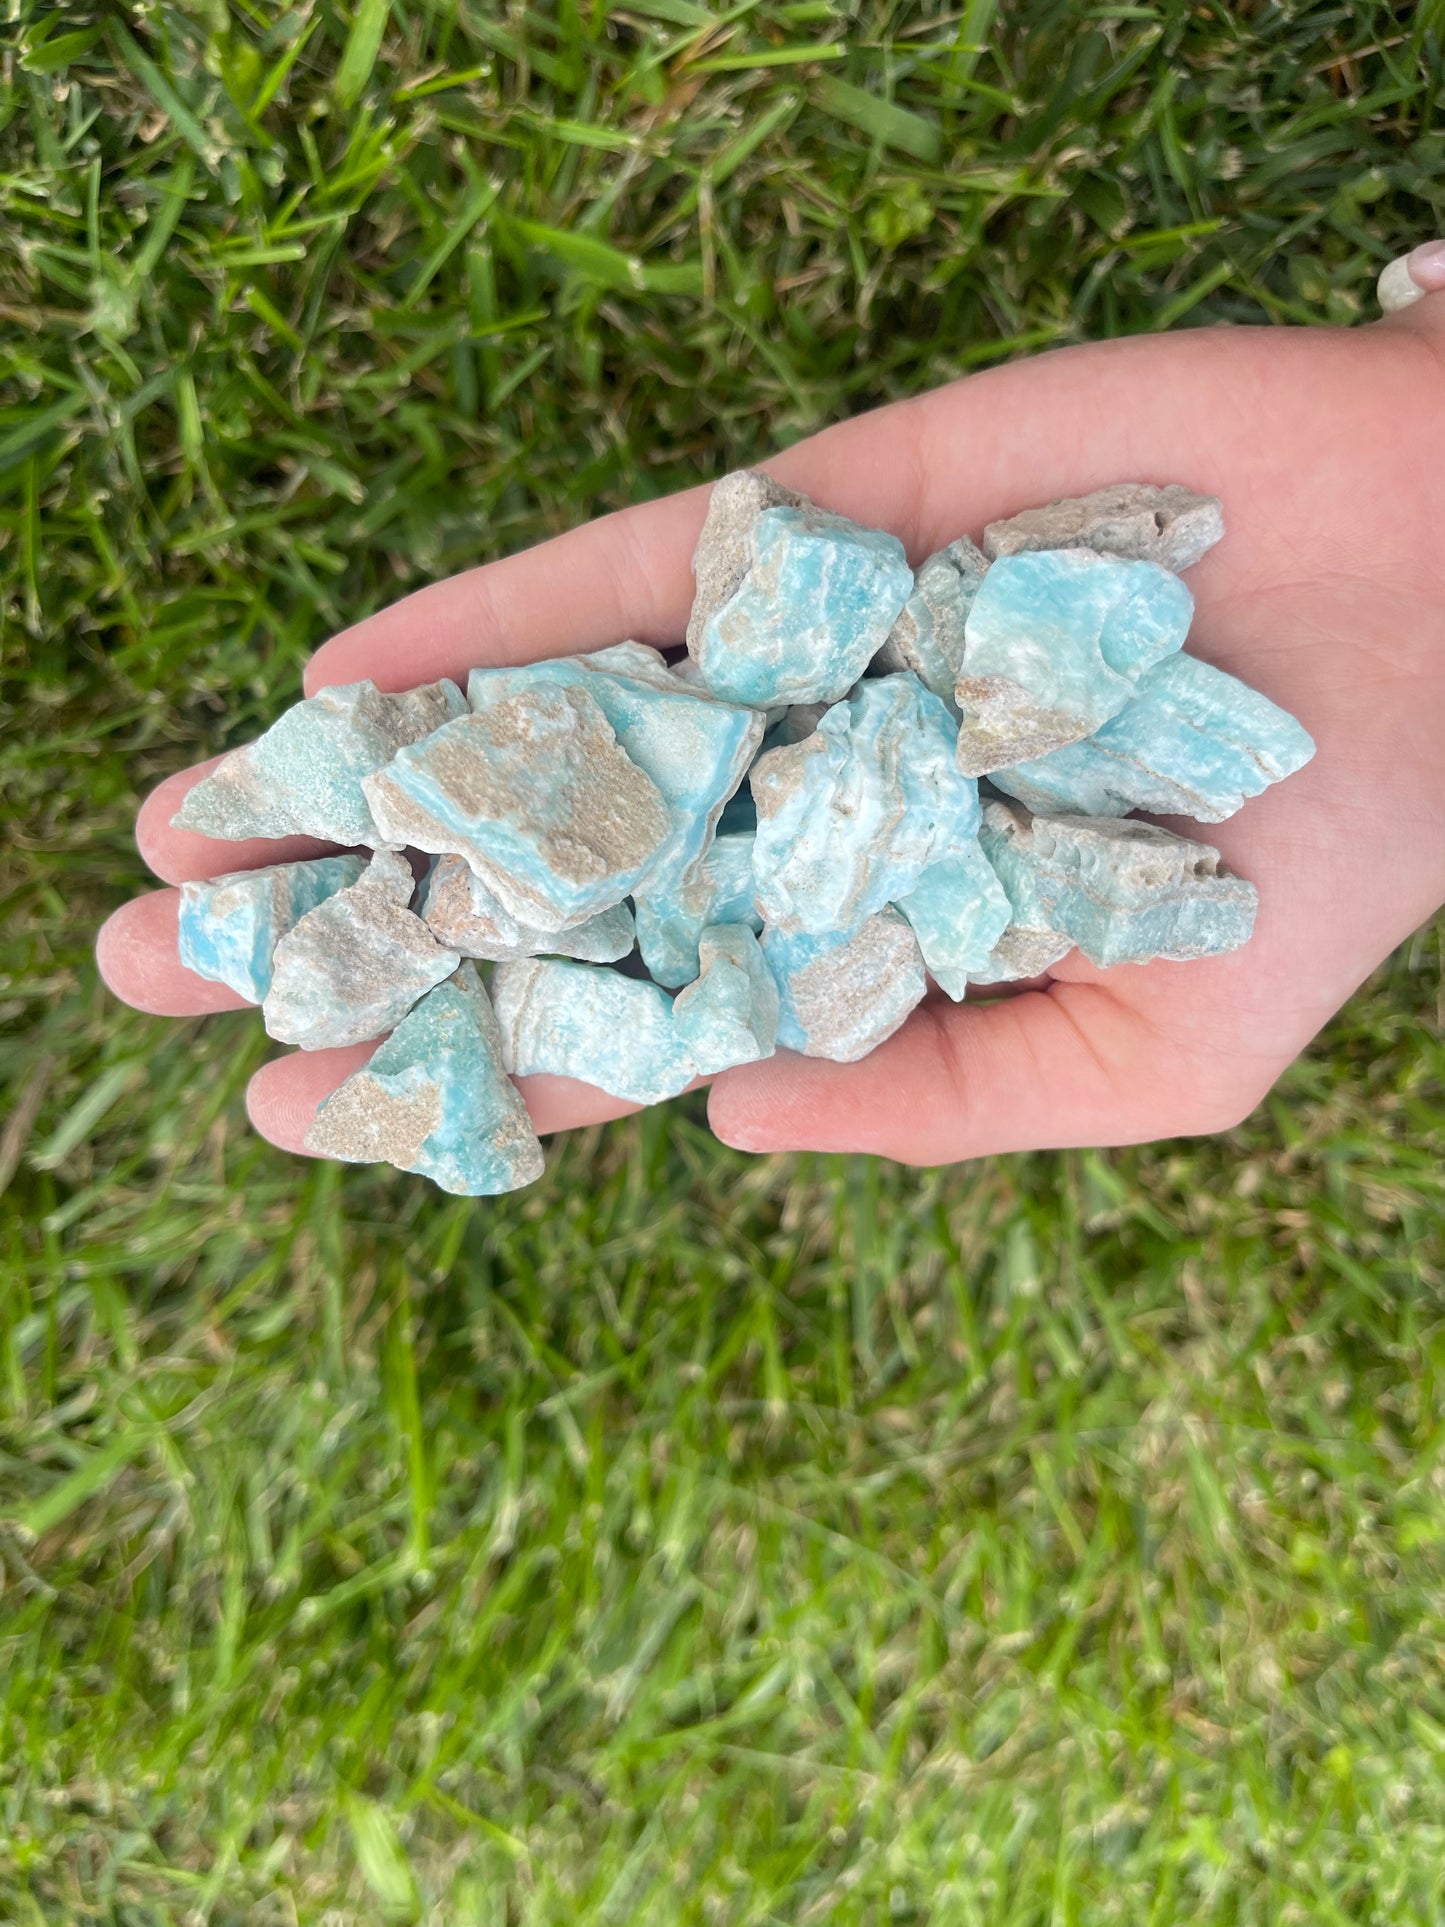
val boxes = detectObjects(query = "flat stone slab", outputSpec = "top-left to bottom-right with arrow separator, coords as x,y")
983,483 -> 1225,573
634,829 -> 761,989
874,536 -> 989,706
417,854 -> 635,963
978,796 -> 1257,969
467,642 -> 763,911
671,924 -> 780,1074
955,550 -> 1193,775
263,849 -> 460,1049
178,854 -> 367,1001
173,679 -> 467,845
687,471 -> 914,707
751,672 -> 981,936
893,841 -> 1014,1000
491,958 -> 698,1104
363,682 -> 671,930
305,964 -> 544,1194
989,650 -> 1315,823
762,909 -> 927,1062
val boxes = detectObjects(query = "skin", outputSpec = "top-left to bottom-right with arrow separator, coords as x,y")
97,297 -> 1445,1165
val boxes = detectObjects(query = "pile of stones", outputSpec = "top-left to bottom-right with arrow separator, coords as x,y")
173,475 -> 1314,1193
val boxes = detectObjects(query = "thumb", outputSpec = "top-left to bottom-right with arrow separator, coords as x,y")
1377,240 -> 1445,330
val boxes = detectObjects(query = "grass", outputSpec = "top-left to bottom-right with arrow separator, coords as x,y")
4,0 -> 1445,1917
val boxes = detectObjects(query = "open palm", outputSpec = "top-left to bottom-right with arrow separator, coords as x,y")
99,305 -> 1445,1165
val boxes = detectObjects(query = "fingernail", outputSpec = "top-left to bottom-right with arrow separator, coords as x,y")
1378,240 -> 1445,312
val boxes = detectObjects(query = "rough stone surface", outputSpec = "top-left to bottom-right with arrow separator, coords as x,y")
634,830 -> 760,989
305,964 -> 544,1194
492,958 -> 698,1104
751,673 -> 981,936
416,854 -> 635,962
263,849 -> 460,1049
874,537 -> 989,704
989,650 -> 1316,822
686,469 -> 808,652
468,646 -> 763,909
893,841 -> 1014,1000
762,909 -> 927,1062
671,924 -> 780,1074
689,497 -> 914,708
363,683 -> 671,929
174,679 -> 467,845
178,854 -> 366,1001
954,550 -> 1193,775
983,483 -> 1225,573
978,796 -> 1257,968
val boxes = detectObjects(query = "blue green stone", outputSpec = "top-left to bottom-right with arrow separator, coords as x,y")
989,651 -> 1315,822
305,964 -> 543,1195
491,958 -> 697,1104
762,910 -> 927,1062
671,924 -> 779,1073
893,841 -> 1013,999
634,830 -> 761,989
178,854 -> 366,1001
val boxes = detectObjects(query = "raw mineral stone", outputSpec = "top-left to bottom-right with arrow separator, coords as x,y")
750,673 -> 981,937
634,829 -> 761,989
686,469 -> 807,652
491,958 -> 698,1104
762,909 -> 927,1062
687,472 -> 914,707
173,679 -> 468,845
893,841 -> 1014,1000
978,796 -> 1257,969
263,849 -> 460,1049
417,854 -> 635,963
988,650 -> 1315,823
671,924 -> 780,1074
467,643 -> 763,910
874,536 -> 989,705
362,682 -> 671,930
178,854 -> 367,1002
305,963 -> 544,1195
983,483 -> 1225,573
954,550 -> 1193,776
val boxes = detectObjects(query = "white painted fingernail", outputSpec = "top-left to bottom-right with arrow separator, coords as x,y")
1378,239 -> 1445,312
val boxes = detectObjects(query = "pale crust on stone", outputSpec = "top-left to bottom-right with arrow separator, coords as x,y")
687,469 -> 809,652
748,732 -> 828,820
953,677 -> 1094,776
305,1075 -> 443,1167
787,912 -> 925,1063
982,484 -> 1224,573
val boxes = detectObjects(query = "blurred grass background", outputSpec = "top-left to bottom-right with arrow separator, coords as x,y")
4,0 -> 1445,1919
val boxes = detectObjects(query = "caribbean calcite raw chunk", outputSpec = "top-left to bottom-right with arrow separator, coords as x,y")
750,673 -> 981,937
173,679 -> 467,845
417,854 -> 635,964
467,643 -> 763,908
671,924 -> 780,1074
874,536 -> 989,706
989,651 -> 1316,823
687,471 -> 914,707
762,909 -> 927,1062
893,841 -> 1014,1000
363,683 -> 671,930
983,483 -> 1225,573
263,850 -> 460,1049
305,964 -> 544,1195
978,797 -> 1257,969
178,854 -> 367,1001
634,830 -> 761,989
954,550 -> 1193,776
491,958 -> 698,1104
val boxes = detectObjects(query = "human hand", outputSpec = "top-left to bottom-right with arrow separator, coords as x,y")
97,292 -> 1445,1165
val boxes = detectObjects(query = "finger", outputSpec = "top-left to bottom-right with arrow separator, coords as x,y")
96,890 -> 252,1017
137,757 -> 342,887
706,967 -> 1283,1164
246,1050 -> 646,1156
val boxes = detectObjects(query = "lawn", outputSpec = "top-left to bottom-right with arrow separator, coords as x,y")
4,0 -> 1445,1919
